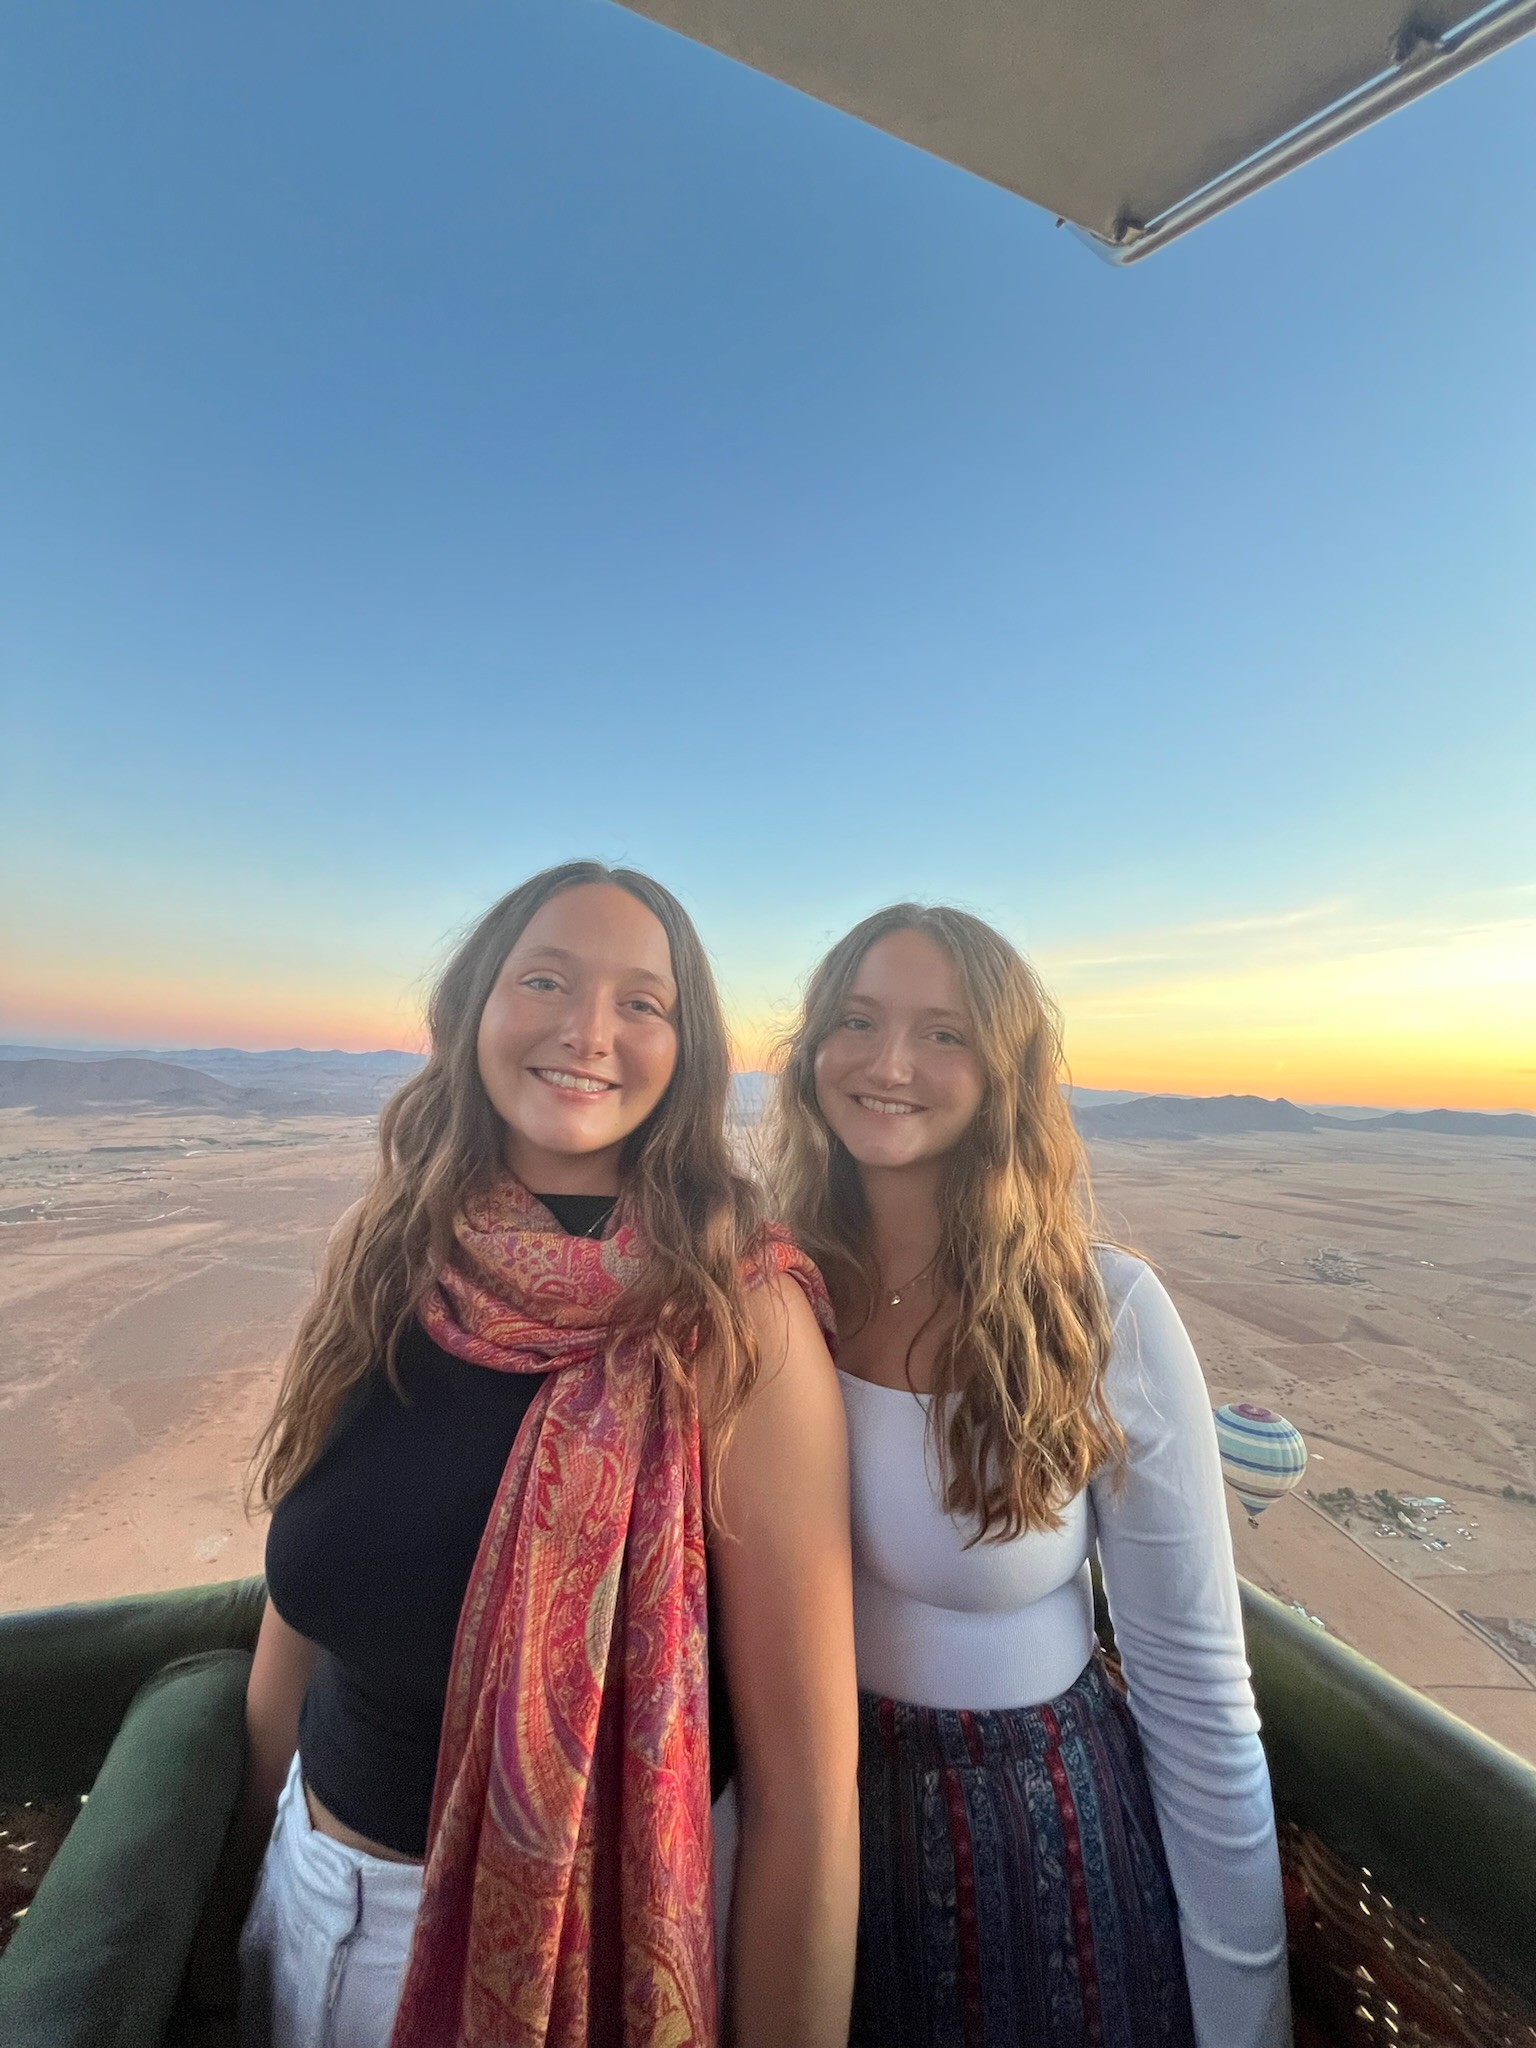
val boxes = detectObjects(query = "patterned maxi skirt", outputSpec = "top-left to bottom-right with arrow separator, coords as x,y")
851,1653 -> 1196,2048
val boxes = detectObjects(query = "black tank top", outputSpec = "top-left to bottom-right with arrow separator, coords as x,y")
264,1193 -> 736,1857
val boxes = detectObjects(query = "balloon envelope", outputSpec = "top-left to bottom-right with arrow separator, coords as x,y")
1214,1402 -> 1307,1518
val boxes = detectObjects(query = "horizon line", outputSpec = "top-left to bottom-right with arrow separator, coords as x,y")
3,1039 -> 1532,1121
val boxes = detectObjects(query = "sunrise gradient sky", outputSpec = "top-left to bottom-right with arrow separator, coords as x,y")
4,5 -> 1534,1108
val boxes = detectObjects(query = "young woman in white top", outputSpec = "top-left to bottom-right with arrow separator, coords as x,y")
766,904 -> 1292,2048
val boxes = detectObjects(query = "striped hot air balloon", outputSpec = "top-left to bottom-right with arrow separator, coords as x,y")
1213,1402 -> 1307,1524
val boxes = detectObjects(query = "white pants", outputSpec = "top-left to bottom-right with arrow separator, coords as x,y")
237,1754 -> 423,2048
238,1753 -> 739,2047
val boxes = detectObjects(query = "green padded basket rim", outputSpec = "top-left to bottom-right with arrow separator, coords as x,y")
1242,1579 -> 1536,2009
0,1576 -> 266,1644
0,1577 -> 267,1804
0,1645 -> 252,2048
4,1575 -> 1534,2008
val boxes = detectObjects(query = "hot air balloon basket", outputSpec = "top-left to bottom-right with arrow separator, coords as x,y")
1280,1820 -> 1536,2048
0,1797 -> 78,1959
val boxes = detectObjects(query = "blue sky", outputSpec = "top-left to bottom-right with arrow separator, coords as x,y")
3,2 -> 1533,1102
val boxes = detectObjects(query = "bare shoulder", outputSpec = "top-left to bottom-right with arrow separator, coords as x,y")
327,1195 -> 366,1250
714,1270 -> 844,1523
742,1267 -> 831,1371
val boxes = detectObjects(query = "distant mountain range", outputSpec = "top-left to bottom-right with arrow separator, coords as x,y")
1321,1107 -> 1536,1138
1069,1092 -> 1536,1141
0,1058 -> 249,1115
0,1046 -> 423,1116
2,1049 -> 1531,1139
1072,1092 -> 1314,1139
727,1074 -> 1532,1140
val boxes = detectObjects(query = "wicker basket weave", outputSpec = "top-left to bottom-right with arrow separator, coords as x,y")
1282,1820 -> 1536,2048
1093,1625 -> 1536,2048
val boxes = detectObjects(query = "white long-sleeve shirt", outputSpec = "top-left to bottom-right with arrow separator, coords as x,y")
837,1247 -> 1292,2048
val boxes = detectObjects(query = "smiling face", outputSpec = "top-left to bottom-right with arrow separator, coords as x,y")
813,927 -> 986,1179
475,882 -> 679,1195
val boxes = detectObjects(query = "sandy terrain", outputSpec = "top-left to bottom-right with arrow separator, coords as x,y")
0,1110 -> 374,1608
1090,1128 -> 1536,1760
1,1110 -> 1532,1763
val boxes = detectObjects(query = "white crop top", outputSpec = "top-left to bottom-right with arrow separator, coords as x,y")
837,1248 -> 1291,2048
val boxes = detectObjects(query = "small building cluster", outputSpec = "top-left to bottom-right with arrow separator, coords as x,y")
1310,1485 -> 1478,1556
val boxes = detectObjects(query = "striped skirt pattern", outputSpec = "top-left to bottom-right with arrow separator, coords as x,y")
851,1654 -> 1195,2048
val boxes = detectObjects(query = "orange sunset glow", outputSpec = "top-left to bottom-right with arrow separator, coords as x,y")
7,897 -> 1532,1114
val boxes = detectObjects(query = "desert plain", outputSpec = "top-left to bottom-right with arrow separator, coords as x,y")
1,1103 -> 1533,1761
0,1110 -> 375,1610
1092,1127 -> 1536,1759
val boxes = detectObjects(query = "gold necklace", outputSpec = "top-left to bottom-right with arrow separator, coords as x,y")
883,1254 -> 937,1308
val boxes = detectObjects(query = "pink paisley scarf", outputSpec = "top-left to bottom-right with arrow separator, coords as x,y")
389,1175 -> 832,2048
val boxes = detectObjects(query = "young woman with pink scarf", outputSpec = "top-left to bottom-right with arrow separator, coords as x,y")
229,861 -> 859,2048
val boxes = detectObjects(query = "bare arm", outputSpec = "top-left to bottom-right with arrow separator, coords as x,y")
710,1274 -> 860,2048
184,1599 -> 318,2004
241,1598 -> 319,1844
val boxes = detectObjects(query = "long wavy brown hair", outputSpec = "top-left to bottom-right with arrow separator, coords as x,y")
766,903 -> 1124,1542
252,860 -> 765,1514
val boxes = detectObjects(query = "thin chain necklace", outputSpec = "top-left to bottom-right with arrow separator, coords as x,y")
540,1193 -> 616,1239
882,1253 -> 937,1308
578,1198 -> 617,1239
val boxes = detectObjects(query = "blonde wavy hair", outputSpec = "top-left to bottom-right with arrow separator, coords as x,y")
252,860 -> 765,1514
766,903 -> 1124,1542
